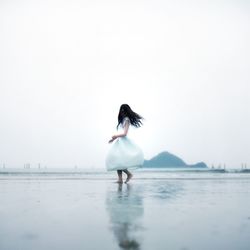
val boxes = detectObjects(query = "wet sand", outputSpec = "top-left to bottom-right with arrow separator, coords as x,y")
0,172 -> 250,250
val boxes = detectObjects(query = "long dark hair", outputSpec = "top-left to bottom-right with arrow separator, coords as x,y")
117,104 -> 143,129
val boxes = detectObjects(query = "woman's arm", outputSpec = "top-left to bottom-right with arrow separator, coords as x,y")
108,120 -> 129,143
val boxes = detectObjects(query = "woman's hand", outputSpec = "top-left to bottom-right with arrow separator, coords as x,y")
108,139 -> 114,143
108,120 -> 129,143
108,135 -> 117,143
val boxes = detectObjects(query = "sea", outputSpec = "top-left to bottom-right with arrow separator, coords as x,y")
0,167 -> 250,250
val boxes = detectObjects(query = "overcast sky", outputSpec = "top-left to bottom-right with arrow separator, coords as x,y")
0,0 -> 249,168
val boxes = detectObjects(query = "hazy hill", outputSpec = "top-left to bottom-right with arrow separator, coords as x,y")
143,151 -> 207,168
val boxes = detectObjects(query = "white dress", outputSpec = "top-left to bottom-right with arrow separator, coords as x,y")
106,117 -> 144,171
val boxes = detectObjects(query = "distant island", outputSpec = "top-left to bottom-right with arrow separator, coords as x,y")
143,151 -> 207,168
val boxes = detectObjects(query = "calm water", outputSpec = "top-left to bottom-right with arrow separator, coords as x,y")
0,168 -> 250,250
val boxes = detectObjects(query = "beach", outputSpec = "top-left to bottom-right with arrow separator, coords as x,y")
0,169 -> 250,250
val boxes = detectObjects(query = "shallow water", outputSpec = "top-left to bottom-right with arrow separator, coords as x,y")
0,169 -> 250,250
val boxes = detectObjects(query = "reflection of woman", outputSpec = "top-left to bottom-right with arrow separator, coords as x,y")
106,184 -> 144,250
106,104 -> 144,183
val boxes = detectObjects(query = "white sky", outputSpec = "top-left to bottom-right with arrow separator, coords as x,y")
0,0 -> 249,168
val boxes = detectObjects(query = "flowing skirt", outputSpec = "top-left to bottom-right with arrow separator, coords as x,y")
106,137 -> 144,171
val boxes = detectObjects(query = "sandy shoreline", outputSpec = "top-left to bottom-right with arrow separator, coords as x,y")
0,173 -> 250,250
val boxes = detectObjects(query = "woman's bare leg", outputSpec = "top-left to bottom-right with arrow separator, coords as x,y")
116,170 -> 123,183
123,169 -> 133,183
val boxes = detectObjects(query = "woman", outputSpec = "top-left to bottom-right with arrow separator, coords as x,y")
106,104 -> 144,183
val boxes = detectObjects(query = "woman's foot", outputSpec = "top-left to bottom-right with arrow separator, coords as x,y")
125,173 -> 133,183
116,179 -> 123,184
116,170 -> 123,183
